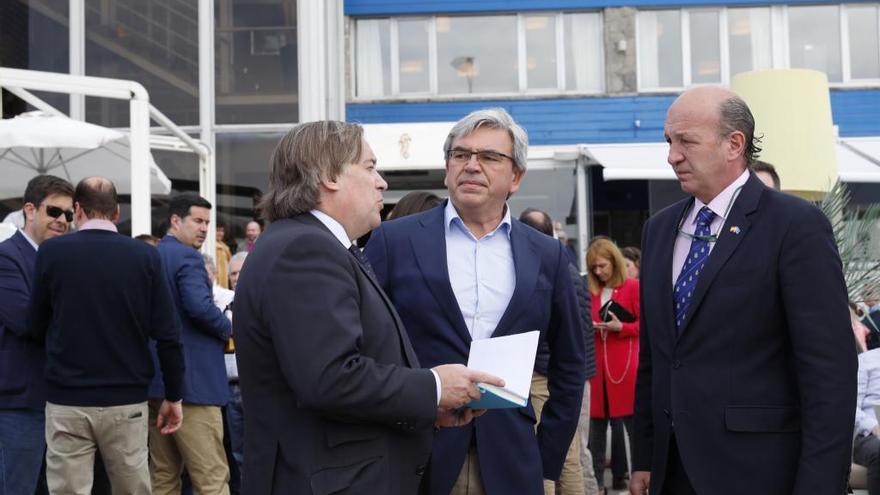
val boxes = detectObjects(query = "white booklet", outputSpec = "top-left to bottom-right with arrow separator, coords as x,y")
466,331 -> 540,409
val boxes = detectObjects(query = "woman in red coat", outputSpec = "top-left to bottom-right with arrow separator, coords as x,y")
586,238 -> 640,492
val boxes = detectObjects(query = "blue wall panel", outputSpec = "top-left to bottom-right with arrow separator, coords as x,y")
346,89 -> 880,145
345,0 -> 855,16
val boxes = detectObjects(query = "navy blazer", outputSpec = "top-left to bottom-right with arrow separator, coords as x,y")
0,231 -> 45,410
365,204 -> 586,495
632,173 -> 857,495
149,235 -> 231,406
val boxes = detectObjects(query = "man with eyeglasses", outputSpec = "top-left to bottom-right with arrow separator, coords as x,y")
0,174 -> 73,495
365,108 -> 586,495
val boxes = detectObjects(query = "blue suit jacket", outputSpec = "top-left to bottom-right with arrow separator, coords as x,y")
0,231 -> 45,410
365,204 -> 586,495
149,235 -> 231,406
632,173 -> 857,495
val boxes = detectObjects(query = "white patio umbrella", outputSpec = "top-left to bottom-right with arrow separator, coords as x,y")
0,111 -> 171,199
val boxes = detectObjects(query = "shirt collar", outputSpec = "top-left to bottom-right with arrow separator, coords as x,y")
691,168 -> 750,225
78,219 -> 118,233
310,209 -> 353,249
444,200 -> 512,240
19,229 -> 38,251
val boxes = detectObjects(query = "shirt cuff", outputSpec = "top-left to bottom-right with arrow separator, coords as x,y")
430,369 -> 442,406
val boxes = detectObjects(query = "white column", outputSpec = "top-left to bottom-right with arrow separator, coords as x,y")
298,0 -> 328,122
199,0 -> 217,256
324,0 -> 346,121
575,156 -> 592,273
69,0 -> 85,120
129,97 -> 151,236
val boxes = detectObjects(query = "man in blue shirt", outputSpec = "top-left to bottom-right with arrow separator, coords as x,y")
149,193 -> 232,495
0,175 -> 73,495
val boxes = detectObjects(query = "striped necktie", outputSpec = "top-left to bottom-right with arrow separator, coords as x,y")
348,245 -> 377,280
674,206 -> 716,333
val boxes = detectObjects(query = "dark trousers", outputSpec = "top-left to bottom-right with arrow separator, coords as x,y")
659,434 -> 697,495
589,416 -> 632,487
854,433 -> 880,495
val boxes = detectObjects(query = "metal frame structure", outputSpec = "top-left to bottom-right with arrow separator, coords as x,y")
0,67 -> 215,254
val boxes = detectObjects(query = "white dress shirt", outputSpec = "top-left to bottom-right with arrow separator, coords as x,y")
444,200 -> 516,341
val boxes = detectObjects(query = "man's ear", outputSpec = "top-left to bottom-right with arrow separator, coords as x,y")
727,131 -> 747,161
321,174 -> 342,193
22,202 -> 37,226
111,206 -> 121,224
169,213 -> 181,231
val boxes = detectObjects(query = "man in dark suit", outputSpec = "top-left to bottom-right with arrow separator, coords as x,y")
0,175 -> 73,495
149,193 -> 232,494
233,120 -> 502,495
630,86 -> 857,495
26,177 -> 184,493
365,108 -> 586,495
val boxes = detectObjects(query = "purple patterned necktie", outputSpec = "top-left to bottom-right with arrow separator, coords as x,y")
349,245 -> 377,280
674,206 -> 716,333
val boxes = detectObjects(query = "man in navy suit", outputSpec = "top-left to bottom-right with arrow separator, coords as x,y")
0,175 -> 73,495
630,86 -> 856,495
365,108 -> 586,495
149,193 -> 232,494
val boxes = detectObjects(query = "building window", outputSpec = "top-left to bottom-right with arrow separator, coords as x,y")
637,10 -> 683,89
353,12 -> 603,99
728,8 -> 772,77
788,5 -> 842,82
846,4 -> 880,80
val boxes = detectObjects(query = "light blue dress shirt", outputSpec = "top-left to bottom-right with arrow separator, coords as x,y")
444,200 -> 516,341
856,348 -> 880,436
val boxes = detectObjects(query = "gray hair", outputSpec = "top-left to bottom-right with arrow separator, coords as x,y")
443,108 -> 529,172
259,121 -> 364,222
230,251 -> 248,264
718,95 -> 762,166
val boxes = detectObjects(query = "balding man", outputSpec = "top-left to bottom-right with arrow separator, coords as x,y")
631,86 -> 856,495
26,177 -> 184,494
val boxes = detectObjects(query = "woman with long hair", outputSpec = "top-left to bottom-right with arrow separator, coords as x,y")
586,238 -> 640,493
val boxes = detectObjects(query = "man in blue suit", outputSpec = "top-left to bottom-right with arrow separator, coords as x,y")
149,193 -> 232,494
365,108 -> 586,495
630,86 -> 856,495
0,175 -> 73,495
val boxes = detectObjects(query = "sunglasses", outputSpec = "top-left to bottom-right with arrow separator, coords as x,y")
44,205 -> 74,222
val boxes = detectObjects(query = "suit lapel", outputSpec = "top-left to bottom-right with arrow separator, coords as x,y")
409,207 -> 472,345
492,221 -> 539,338
656,202 -> 689,344
677,174 -> 762,337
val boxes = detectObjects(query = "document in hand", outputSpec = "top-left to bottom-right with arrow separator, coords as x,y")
466,331 -> 540,409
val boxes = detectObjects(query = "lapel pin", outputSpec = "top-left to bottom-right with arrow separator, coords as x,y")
729,225 -> 741,235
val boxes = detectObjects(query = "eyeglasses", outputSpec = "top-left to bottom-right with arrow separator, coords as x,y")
44,205 -> 74,222
446,148 -> 514,166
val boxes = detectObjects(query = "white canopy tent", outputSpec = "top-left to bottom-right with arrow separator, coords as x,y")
0,67 -> 215,252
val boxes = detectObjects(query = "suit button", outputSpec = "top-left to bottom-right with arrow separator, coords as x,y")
416,465 -> 426,476
663,409 -> 670,417
672,360 -> 681,369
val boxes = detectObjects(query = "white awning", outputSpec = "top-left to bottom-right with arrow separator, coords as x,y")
586,138 -> 880,183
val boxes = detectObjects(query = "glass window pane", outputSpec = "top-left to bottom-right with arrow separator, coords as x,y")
525,14 -> 557,89
437,15 -> 518,94
728,8 -> 772,77
788,5 -> 841,82
690,10 -> 721,83
638,10 -> 682,88
85,0 -> 199,127
564,13 -> 603,92
848,5 -> 880,79
355,19 -> 391,98
215,0 -> 298,124
397,19 -> 430,93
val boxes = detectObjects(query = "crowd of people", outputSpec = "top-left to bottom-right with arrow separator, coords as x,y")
0,84 -> 871,495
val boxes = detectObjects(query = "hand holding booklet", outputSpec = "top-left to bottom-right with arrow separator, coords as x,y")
466,331 -> 540,409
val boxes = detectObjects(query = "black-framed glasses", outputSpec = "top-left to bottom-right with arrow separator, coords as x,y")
446,148 -> 514,166
44,205 -> 74,222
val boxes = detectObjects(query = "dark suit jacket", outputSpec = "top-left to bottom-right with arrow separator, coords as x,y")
632,173 -> 857,495
149,235 -> 231,405
365,204 -> 586,495
0,231 -> 44,409
234,213 -> 437,495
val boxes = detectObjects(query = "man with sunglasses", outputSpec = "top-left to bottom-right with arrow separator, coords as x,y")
0,175 -> 73,495
365,108 -> 586,495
